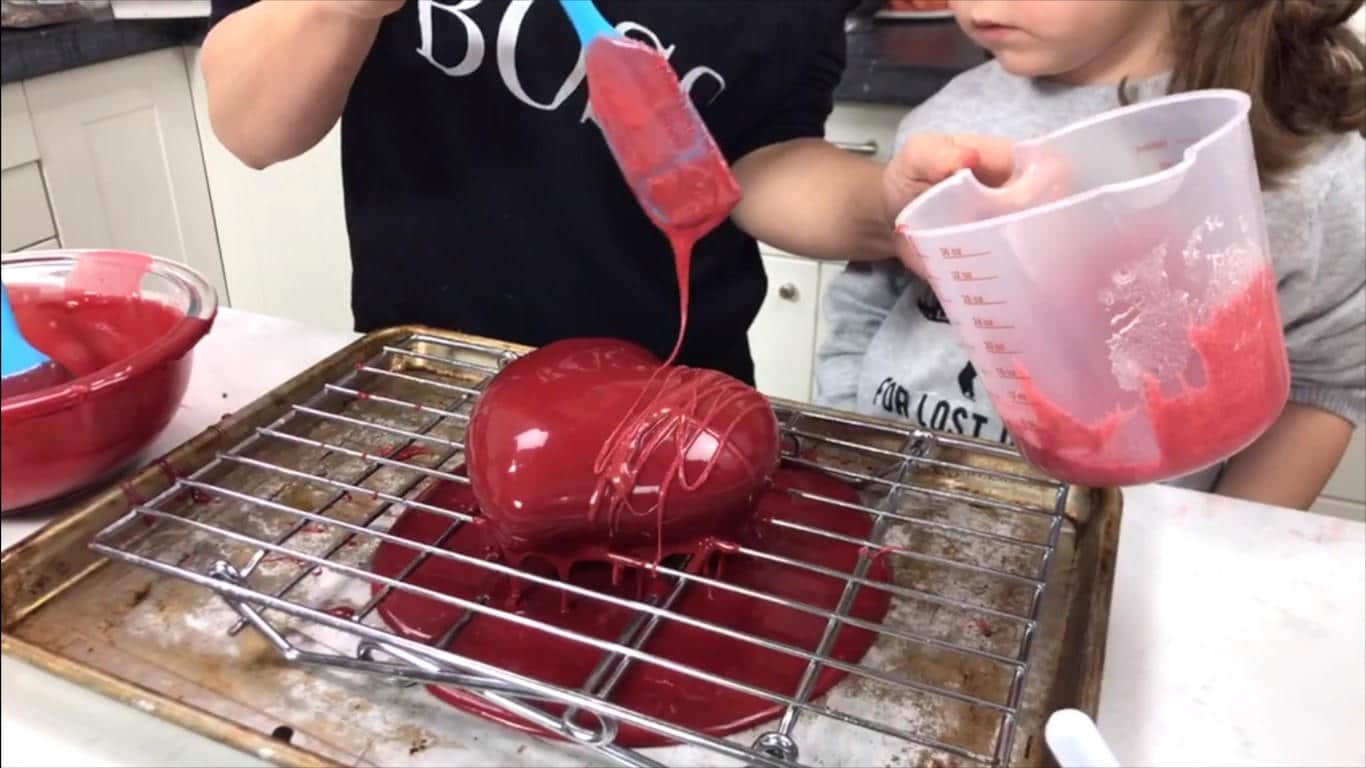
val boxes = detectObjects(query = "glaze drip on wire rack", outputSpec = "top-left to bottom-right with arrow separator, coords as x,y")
90,331 -> 1076,768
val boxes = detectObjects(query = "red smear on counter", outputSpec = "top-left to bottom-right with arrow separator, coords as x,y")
1011,266 -> 1288,485
120,481 -> 146,507
1,288 -> 209,509
465,338 -> 779,569
261,552 -> 307,568
155,459 -> 179,484
372,465 -> 890,747
859,544 -> 900,563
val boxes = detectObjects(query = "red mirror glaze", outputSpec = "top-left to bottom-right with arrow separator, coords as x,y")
466,338 -> 780,568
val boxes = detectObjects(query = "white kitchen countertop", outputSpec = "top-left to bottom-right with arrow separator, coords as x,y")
2,308 -> 1363,767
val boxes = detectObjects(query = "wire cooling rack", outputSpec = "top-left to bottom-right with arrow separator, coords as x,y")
91,331 -> 1071,767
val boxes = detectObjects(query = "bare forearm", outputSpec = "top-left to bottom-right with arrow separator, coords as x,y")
1214,402 -> 1353,510
731,139 -> 896,262
201,0 -> 383,169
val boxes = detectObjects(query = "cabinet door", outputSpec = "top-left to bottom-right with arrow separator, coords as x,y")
810,260 -> 847,401
749,253 -> 820,402
1,162 -> 57,252
1313,429 -> 1366,522
185,47 -> 354,331
824,103 -> 906,164
23,48 -> 226,300
1,83 -> 39,171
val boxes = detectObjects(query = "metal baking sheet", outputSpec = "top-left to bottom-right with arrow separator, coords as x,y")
1,326 -> 1121,767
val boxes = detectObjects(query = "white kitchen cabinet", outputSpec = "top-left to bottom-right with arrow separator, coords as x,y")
746,102 -> 901,402
824,103 -> 905,164
1,83 -> 56,255
184,48 -> 354,332
109,0 -> 210,18
749,253 -> 820,402
1322,428 -> 1366,501
750,256 -> 853,406
0,162 -> 57,253
21,48 -> 226,299
1313,429 -> 1366,522
1,83 -> 39,171
1313,495 -> 1365,523
20,238 -> 60,251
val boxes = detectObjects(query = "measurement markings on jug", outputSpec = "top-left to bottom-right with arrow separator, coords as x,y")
962,295 -> 1006,307
939,247 -> 992,259
983,341 -> 1019,356
950,271 -> 998,283
972,317 -> 1014,330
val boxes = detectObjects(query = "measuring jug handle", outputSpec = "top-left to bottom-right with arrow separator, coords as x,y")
983,147 -> 1074,212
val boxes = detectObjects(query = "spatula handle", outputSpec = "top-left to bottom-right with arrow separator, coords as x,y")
1,283 -> 49,378
559,0 -> 616,46
1045,709 -> 1120,768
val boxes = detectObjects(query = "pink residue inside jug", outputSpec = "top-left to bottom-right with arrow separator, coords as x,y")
1010,266 -> 1289,486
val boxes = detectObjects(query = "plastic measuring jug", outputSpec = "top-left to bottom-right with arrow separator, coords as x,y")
896,90 -> 1289,487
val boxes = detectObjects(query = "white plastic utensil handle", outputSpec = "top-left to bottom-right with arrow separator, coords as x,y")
1045,709 -> 1120,767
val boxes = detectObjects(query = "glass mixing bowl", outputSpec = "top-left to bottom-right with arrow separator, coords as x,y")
1,250 -> 217,512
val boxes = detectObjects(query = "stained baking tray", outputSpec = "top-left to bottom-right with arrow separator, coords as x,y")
1,326 -> 1121,767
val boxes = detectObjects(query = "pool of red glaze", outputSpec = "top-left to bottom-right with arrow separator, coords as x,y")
1,254 -> 214,512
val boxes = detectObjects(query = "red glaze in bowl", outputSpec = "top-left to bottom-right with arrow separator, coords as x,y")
1,250 -> 216,512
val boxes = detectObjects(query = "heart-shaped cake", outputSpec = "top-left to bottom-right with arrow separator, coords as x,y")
466,338 -> 780,566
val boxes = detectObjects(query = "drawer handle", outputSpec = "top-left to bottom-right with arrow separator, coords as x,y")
778,283 -> 799,301
834,140 -> 879,156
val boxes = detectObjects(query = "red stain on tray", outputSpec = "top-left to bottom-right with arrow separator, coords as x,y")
388,443 -> 433,463
185,488 -> 214,505
370,465 -> 891,748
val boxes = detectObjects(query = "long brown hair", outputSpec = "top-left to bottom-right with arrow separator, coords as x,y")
1147,0 -> 1366,187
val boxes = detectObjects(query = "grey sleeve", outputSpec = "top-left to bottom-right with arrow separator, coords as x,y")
1283,141 -> 1366,426
814,260 -> 910,410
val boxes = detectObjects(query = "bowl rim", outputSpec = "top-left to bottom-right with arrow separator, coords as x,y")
1,249 -> 218,420
895,89 -> 1253,239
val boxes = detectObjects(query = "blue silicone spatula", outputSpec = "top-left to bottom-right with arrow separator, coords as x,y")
1,283 -> 72,398
560,0 -> 615,41
559,0 -> 741,232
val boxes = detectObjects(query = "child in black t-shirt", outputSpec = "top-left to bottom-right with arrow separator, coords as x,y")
202,0 -> 994,381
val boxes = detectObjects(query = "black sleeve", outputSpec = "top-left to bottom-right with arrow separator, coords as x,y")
728,0 -> 854,161
210,0 -> 255,26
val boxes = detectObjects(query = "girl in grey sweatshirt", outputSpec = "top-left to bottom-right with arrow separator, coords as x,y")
816,0 -> 1365,508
